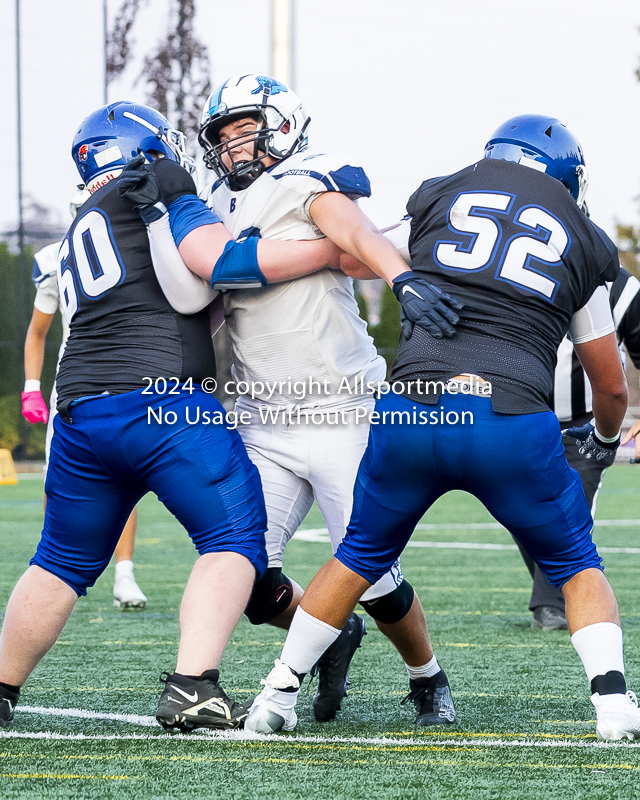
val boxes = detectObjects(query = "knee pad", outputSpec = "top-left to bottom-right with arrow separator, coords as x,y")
244,567 -> 294,625
359,579 -> 415,624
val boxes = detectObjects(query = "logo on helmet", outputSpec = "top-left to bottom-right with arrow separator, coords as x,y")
78,144 -> 89,163
251,76 -> 288,96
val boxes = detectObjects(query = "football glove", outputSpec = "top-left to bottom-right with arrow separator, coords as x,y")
392,272 -> 463,340
22,390 -> 48,424
117,155 -> 167,223
561,422 -> 619,461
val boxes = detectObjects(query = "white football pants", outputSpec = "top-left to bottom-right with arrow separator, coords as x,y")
235,395 -> 403,602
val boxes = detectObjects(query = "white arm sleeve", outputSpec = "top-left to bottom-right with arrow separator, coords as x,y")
382,219 -> 411,265
147,213 -> 218,315
568,284 -> 615,344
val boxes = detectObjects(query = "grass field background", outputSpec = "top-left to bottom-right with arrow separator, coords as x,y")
1,465 -> 640,799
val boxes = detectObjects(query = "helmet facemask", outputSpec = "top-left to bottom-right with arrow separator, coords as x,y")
574,164 -> 589,211
198,95 -> 310,191
199,110 -> 274,190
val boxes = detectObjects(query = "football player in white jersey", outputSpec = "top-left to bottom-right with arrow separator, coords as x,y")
22,189 -> 147,611
138,74 -> 462,731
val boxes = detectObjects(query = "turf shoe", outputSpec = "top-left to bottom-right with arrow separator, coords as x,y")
0,684 -> 19,728
401,669 -> 456,726
310,612 -> 366,722
244,659 -> 300,734
531,605 -> 568,631
156,669 -> 249,731
592,690 -> 640,741
113,573 -> 148,610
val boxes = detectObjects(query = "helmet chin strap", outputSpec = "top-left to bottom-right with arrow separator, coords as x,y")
228,160 -> 267,191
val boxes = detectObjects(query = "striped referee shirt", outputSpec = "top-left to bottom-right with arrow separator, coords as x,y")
553,268 -> 640,422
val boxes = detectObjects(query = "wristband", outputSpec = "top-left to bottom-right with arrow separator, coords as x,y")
24,379 -> 41,393
591,419 -> 621,444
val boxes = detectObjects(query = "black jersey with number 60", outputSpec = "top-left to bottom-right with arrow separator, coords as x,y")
55,159 -> 216,412
390,159 -> 620,414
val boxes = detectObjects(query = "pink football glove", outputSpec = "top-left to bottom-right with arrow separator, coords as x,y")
22,390 -> 49,424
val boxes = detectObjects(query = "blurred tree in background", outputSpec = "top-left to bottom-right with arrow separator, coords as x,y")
0,244 -> 59,455
616,223 -> 640,279
107,0 -> 211,141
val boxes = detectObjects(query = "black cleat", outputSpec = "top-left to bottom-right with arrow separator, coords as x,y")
310,613 -> 366,722
0,684 -> 20,728
156,669 -> 249,731
401,669 -> 456,726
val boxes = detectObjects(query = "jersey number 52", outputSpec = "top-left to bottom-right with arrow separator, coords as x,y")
434,191 -> 570,301
57,210 -> 125,323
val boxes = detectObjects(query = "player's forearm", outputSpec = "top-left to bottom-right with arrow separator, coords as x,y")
179,223 -> 341,285
575,334 -> 627,439
24,321 -> 50,380
255,238 -> 341,283
309,192 -> 407,286
590,389 -> 627,440
345,228 -> 407,286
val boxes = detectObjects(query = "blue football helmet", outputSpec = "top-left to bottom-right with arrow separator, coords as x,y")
484,115 -> 588,209
72,101 -> 195,187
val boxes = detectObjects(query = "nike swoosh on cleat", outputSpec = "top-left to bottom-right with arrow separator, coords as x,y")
185,696 -> 232,719
169,685 -> 198,703
402,285 -> 423,299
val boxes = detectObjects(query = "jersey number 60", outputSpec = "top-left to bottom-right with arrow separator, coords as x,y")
57,210 -> 125,323
434,191 -> 570,301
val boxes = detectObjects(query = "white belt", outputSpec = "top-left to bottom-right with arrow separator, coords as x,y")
446,374 -> 492,397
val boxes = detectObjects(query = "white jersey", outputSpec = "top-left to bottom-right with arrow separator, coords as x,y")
32,241 -> 69,353
203,149 -> 386,404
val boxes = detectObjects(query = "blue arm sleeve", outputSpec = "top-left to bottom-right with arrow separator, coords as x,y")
210,237 -> 267,290
167,195 -> 222,247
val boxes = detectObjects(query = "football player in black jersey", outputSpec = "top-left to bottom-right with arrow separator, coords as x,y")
0,101 -> 357,732
246,115 -> 640,741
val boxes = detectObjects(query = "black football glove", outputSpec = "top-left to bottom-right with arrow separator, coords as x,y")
561,422 -> 619,461
117,155 -> 167,223
392,272 -> 464,340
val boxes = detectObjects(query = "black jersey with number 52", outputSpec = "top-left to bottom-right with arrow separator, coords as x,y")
391,158 -> 620,414
55,159 -> 216,412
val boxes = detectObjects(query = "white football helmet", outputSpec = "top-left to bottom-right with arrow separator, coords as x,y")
198,74 -> 310,190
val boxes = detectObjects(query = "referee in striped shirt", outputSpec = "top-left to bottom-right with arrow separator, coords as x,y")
519,267 -> 640,630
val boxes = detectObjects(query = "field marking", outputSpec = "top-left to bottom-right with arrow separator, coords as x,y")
2,728 -> 640,750
19,706 -> 157,727
294,526 -> 640,554
4,750 -> 640,772
0,771 -> 135,781
5,708 -> 640,749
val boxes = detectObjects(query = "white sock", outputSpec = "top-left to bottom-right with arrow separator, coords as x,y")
571,622 -> 624,683
115,560 -> 134,580
406,655 -> 440,680
280,607 -> 341,675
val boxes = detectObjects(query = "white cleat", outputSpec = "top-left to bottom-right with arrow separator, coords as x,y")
113,574 -> 148,610
245,659 -> 300,734
592,691 -> 640,741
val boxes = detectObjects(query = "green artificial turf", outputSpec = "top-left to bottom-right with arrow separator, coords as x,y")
1,466 -> 639,799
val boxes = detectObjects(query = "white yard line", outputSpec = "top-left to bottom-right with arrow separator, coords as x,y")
2,722 -> 640,750
293,527 -> 640,554
18,705 -> 157,726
